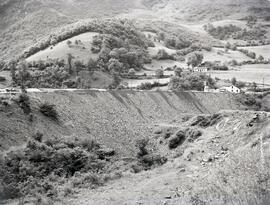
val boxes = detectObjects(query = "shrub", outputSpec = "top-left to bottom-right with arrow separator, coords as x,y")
190,114 -> 223,127
134,138 -> 167,172
155,68 -> 164,78
137,82 -> 153,90
168,128 -> 202,149
136,139 -> 149,157
0,76 -> 6,82
169,130 -> 186,149
16,93 -> 31,115
39,103 -> 58,120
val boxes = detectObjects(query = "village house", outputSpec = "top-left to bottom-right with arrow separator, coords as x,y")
194,66 -> 209,72
220,85 -> 241,93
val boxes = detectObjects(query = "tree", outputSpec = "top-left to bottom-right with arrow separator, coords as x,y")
74,60 -> 84,76
251,82 -> 257,91
67,53 -> 74,74
258,55 -> 264,62
231,77 -> 237,86
156,49 -> 171,60
174,67 -> 183,77
164,37 -> 176,48
110,73 -> 121,89
158,32 -> 165,41
246,16 -> 257,28
128,68 -> 136,76
155,69 -> 164,78
17,61 -> 30,92
108,58 -> 123,74
8,60 -> 17,83
66,40 -> 72,47
186,53 -> 204,68
87,58 -> 96,76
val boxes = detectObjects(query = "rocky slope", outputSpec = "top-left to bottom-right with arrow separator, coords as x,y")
0,91 -> 243,154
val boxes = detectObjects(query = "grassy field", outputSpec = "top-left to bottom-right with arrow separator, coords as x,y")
26,32 -> 99,63
207,64 -> 270,85
203,47 -> 252,63
238,45 -> 270,59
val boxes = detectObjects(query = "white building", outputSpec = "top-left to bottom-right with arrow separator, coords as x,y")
220,85 -> 241,93
194,67 -> 209,72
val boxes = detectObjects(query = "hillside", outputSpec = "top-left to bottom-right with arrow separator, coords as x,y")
0,91 -> 243,153
1,91 -> 269,205
148,0 -> 270,22
1,0 -> 270,61
65,110 -> 270,205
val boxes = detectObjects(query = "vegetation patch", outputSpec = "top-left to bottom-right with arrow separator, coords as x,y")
15,93 -> 32,115
39,102 -> 59,121
169,72 -> 216,91
168,128 -> 202,149
190,114 -> 223,128
132,139 -> 167,173
0,134 -> 115,200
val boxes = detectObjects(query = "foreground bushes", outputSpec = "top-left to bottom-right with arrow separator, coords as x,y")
0,135 -> 113,200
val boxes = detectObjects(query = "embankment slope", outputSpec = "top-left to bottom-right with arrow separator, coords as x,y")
0,91 -> 243,155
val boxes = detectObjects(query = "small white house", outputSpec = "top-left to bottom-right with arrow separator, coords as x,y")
194,67 -> 209,72
220,85 -> 241,93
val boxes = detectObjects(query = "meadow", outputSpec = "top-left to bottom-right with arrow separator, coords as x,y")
207,64 -> 270,85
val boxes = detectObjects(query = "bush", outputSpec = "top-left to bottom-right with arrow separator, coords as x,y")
0,135 -> 111,200
0,76 -> 6,82
136,139 -> 149,157
16,93 -> 31,115
168,128 -> 202,149
155,68 -> 164,78
133,138 -> 167,172
190,114 -> 223,127
169,130 -> 186,149
39,103 -> 58,120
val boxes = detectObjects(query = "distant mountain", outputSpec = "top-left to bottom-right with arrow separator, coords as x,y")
0,0 -> 143,61
148,0 -> 270,21
1,0 -> 270,61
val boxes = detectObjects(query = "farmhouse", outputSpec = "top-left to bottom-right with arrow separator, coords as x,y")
194,67 -> 209,72
220,85 -> 241,93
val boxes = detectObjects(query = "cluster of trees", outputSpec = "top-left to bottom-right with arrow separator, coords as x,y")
177,43 -> 212,57
238,48 -> 257,59
186,52 -> 204,68
163,36 -> 191,50
169,72 -> 216,91
86,33 -> 152,83
21,19 -> 149,59
231,77 -> 246,89
245,16 -> 257,28
233,27 -> 267,41
13,61 -> 70,88
204,24 -> 242,40
154,49 -> 175,60
204,23 -> 266,41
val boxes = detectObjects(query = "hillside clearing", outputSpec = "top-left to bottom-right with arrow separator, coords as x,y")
26,32 -> 99,63
203,47 -> 252,63
207,64 -> 270,85
238,45 -> 270,59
